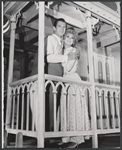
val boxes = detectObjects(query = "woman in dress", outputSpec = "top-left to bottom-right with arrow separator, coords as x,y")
58,28 -> 90,148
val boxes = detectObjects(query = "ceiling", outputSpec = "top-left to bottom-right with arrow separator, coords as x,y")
4,1 -> 120,54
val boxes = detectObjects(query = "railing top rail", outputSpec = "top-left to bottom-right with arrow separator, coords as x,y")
45,74 -> 91,86
9,74 -> 120,90
9,74 -> 38,87
95,83 -> 120,90
10,74 -> 92,87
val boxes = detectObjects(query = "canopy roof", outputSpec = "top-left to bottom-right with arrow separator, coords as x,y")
3,1 -> 120,54
4,1 -> 120,26
100,2 -> 117,11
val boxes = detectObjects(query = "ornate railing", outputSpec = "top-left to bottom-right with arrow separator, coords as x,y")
45,74 -> 92,138
7,75 -> 38,137
95,83 -> 120,134
6,74 -> 120,142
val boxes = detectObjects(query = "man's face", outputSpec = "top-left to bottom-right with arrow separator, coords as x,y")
53,21 -> 66,37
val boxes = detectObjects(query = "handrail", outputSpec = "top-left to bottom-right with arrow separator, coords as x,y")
10,74 -> 92,87
95,83 -> 120,90
9,74 -> 38,87
45,74 -> 92,86
9,74 -> 120,89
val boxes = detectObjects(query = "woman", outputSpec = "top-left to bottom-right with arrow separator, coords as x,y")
57,28 -> 90,148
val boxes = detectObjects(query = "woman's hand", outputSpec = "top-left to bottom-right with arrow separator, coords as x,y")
57,45 -> 63,54
68,48 -> 80,60
75,48 -> 80,59
68,52 -> 79,60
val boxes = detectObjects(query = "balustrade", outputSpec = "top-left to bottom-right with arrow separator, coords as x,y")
7,74 -> 120,140
95,83 -> 120,133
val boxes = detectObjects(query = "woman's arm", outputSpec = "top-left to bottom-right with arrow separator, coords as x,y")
66,48 -> 79,72
66,59 -> 76,72
65,48 -> 75,71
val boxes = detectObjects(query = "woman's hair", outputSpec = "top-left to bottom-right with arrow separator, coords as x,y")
64,27 -> 77,46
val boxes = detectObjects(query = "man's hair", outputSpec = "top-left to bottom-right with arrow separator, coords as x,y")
53,18 -> 66,27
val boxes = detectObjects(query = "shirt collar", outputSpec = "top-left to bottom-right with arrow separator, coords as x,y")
52,34 -> 61,41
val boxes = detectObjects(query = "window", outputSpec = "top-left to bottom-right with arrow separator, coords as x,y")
105,62 -> 110,84
98,61 -> 103,83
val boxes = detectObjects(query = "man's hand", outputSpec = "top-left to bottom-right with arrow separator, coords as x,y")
57,45 -> 62,54
68,51 -> 80,60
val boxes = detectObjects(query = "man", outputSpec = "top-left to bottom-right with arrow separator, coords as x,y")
45,18 -> 79,131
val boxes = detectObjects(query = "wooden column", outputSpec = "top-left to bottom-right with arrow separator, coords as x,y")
5,15 -> 16,129
86,11 -> 98,148
4,130 -> 8,148
37,2 -> 45,148
15,132 -> 23,148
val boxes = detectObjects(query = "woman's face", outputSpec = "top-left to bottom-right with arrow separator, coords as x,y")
64,33 -> 74,46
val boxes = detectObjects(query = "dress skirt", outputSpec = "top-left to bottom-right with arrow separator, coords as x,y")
57,72 -> 90,144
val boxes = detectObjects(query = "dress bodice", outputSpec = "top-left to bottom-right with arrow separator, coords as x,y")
62,47 -> 78,75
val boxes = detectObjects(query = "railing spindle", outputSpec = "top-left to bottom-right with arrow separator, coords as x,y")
53,91 -> 57,132
32,88 -> 34,131
33,82 -> 37,131
99,93 -> 103,129
73,92 -> 76,131
63,92 -> 67,132
95,90 -> 99,129
81,90 -> 85,131
104,91 -> 110,129
16,88 -> 20,129
116,93 -> 120,128
60,85 -> 67,132
21,87 -> 24,130
82,95 -> 86,131
110,92 -> 115,128
67,87 -> 70,131
26,86 -> 29,131
118,93 -> 120,115
11,89 -> 15,129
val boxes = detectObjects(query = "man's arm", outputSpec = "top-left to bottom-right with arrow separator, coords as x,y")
47,54 -> 68,63
46,36 -> 68,63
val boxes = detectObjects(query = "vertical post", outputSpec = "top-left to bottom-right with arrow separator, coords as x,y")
86,11 -> 98,148
4,130 -> 8,148
37,2 -> 45,148
15,132 -> 23,148
5,15 -> 16,129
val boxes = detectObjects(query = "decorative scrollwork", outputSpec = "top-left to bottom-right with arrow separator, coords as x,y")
115,2 -> 120,14
113,25 -> 120,41
35,1 -> 39,9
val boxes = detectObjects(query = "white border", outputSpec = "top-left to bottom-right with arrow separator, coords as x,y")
2,1 -> 4,148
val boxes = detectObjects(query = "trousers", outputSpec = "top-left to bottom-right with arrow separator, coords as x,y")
46,63 -> 63,131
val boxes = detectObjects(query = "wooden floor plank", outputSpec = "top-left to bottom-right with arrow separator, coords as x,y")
7,135 -> 120,148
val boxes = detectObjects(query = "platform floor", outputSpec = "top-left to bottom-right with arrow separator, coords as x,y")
6,134 -> 120,148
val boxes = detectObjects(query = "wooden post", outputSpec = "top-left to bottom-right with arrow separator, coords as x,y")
5,15 -> 16,129
15,132 -> 23,148
37,2 -> 45,148
86,11 -> 98,148
4,130 -> 8,148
